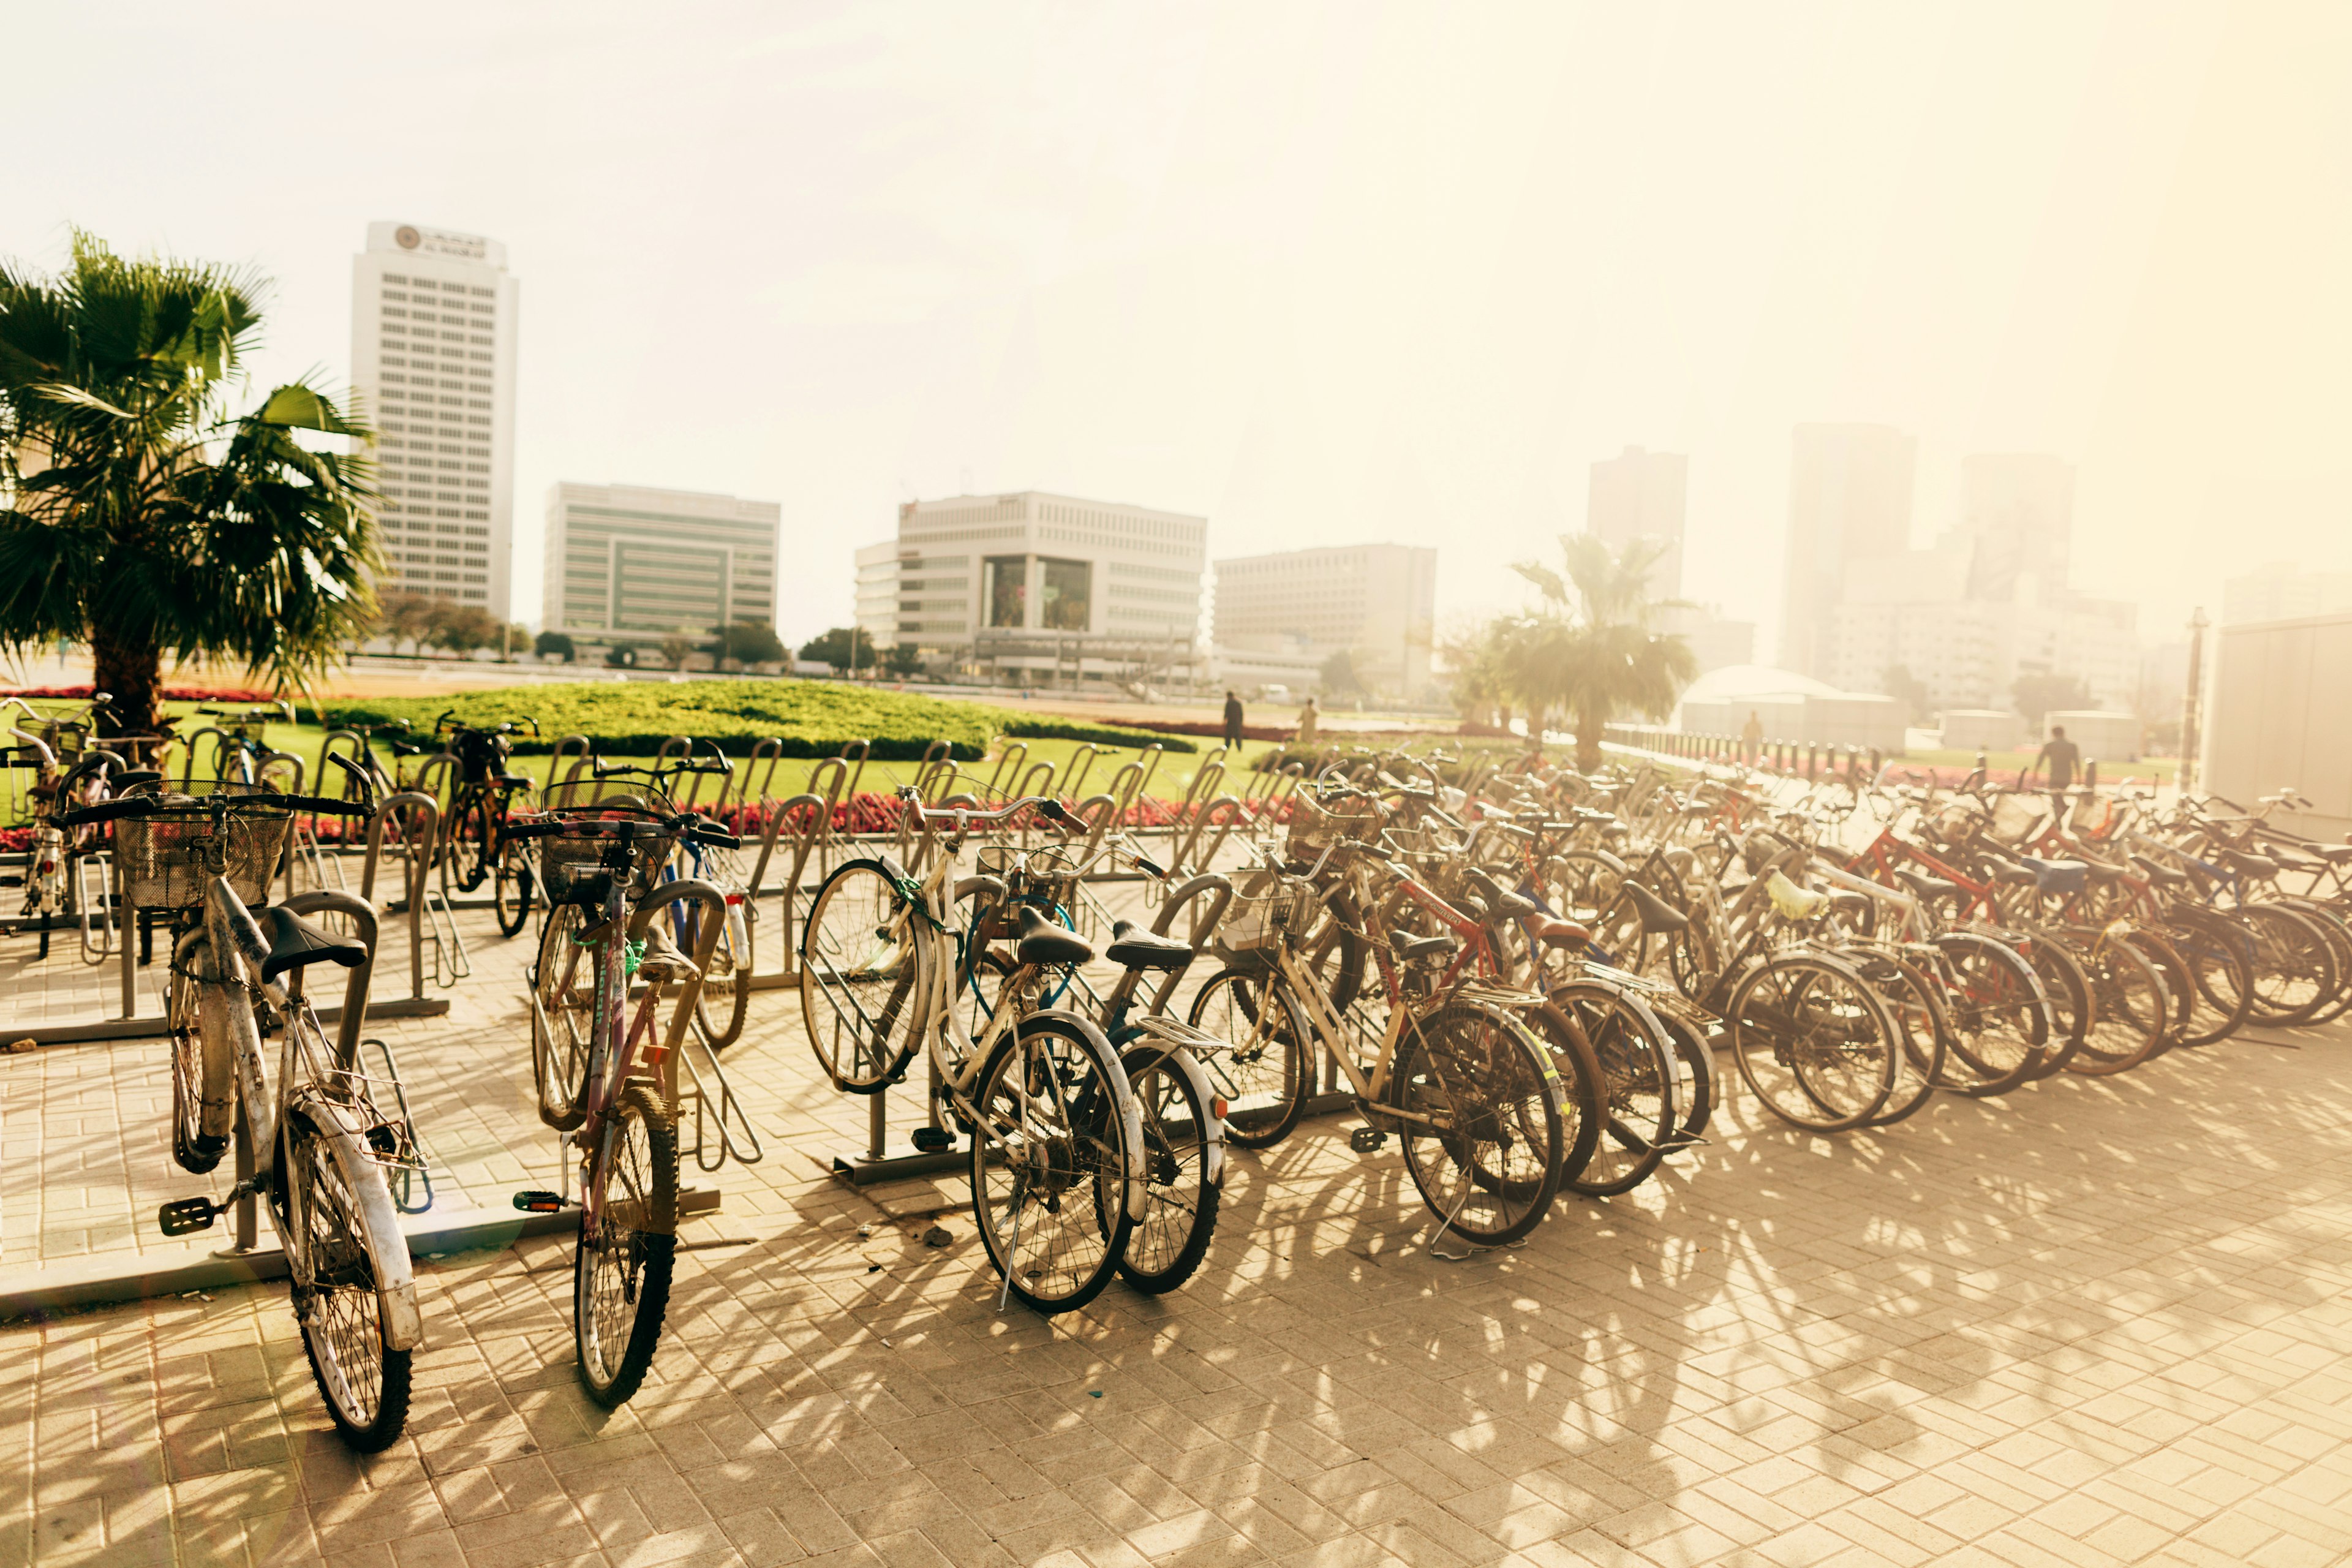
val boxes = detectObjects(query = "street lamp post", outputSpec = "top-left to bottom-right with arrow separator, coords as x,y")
2179,607 -> 2209,795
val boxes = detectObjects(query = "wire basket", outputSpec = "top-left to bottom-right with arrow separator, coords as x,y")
537,819 -> 672,905
1217,876 -> 1321,953
115,802 -> 292,909
1286,790 -> 1383,859
1986,792 -> 2051,844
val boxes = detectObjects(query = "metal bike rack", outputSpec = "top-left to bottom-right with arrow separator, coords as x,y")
744,793 -> 824,986
627,878 -> 763,1172
358,792 -> 454,1016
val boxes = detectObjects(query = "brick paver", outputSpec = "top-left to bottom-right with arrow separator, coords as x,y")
6,885 -> 2352,1567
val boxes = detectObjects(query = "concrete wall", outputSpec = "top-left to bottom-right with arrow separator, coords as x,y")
1942,709 -> 2020,752
2206,612 -> 2352,839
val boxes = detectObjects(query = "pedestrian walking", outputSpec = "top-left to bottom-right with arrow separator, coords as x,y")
1740,709 -> 1763,766
1223,689 -> 1245,750
1296,696 -> 1319,746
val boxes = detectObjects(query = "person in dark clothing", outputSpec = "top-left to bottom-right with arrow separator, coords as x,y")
1223,690 -> 1244,749
2033,725 -> 2081,792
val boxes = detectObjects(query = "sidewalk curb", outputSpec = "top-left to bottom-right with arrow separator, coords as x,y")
0,1205 -> 581,1323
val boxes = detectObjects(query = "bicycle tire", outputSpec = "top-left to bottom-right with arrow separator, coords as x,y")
442,793 -> 491,900
2064,934 -> 2169,1076
1656,1008 -> 1715,1139
2161,908 -> 2256,1046
2018,936 -> 2091,1080
1518,998 -> 1607,1184
2237,903 -> 2339,1025
690,899 -> 752,1049
2117,927 -> 2195,1053
532,904 -> 597,1131
1725,952 -> 1898,1132
1544,982 -> 1673,1197
1187,968 -> 1310,1150
799,858 -> 928,1093
168,941 -> 234,1174
1388,1001 -> 1564,1246
968,1013 -> 1136,1314
282,1109 -> 414,1452
2272,899 -> 2352,1026
1927,932 -> 2046,1096
493,839 -> 533,938
1850,950 -> 1946,1126
1115,1043 -> 1221,1295
574,1082 -> 679,1408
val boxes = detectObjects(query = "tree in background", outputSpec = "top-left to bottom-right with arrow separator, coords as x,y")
882,643 -> 924,678
658,630 -> 696,671
703,618 -> 785,671
505,622 -> 530,659
797,625 -> 875,676
605,644 -> 638,669
533,630 -> 575,662
1318,648 -> 1363,700
1438,616 -> 1512,729
1883,663 -> 1930,726
426,601 -> 500,655
378,591 -> 435,655
1504,535 -> 1695,772
0,235 -> 377,734
2013,671 -> 2092,728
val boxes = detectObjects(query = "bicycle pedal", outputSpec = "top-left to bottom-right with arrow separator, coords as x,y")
1348,1126 -> 1389,1153
910,1126 -> 956,1153
157,1197 -> 218,1237
511,1189 -> 568,1213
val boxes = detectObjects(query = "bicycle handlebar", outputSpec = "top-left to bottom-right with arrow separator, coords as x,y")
53,790 -> 373,827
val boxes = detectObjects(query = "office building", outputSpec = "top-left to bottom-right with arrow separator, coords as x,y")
2221,562 -> 2352,626
350,222 -> 519,614
1213,544 -> 1438,697
1780,423 -> 1916,677
1959,453 -> 2074,605
1588,447 -> 1687,595
853,492 -> 1207,686
542,483 -> 780,647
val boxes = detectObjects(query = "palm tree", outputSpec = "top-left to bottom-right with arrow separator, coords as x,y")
0,234 -> 377,736
1504,535 -> 1697,772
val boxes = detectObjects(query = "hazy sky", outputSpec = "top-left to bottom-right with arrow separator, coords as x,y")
6,2 -> 2348,656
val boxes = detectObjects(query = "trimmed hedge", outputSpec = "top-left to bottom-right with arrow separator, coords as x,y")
320,679 -> 1192,758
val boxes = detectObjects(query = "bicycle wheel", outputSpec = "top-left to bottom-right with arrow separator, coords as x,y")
1187,967 -> 1310,1150
2163,910 -> 2256,1046
799,858 -> 928,1093
1545,982 -> 1674,1197
2065,935 -> 2169,1076
1388,1002 -> 1564,1246
1115,1043 -> 1220,1295
1928,932 -> 2046,1096
2119,927 -> 2195,1053
1725,954 -> 1898,1132
493,837 -> 533,938
575,1082 -> 679,1408
1518,998 -> 1607,1184
167,943 -> 234,1174
532,903 -> 597,1131
968,1014 -> 1135,1314
1850,950 -> 1946,1126
689,897 -> 752,1049
2275,899 -> 2352,1026
443,794 -> 491,898
2019,937 -> 2090,1079
2238,904 -> 2339,1025
1656,1008 -> 1715,1139
282,1109 -> 413,1452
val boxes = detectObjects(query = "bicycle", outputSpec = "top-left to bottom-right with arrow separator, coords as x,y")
435,711 -> 540,937
58,775 -> 418,1451
512,778 -> 740,1404
799,791 -> 1150,1314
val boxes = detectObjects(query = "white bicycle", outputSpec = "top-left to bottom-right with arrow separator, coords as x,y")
64,778 -> 424,1450
799,791 -> 1151,1313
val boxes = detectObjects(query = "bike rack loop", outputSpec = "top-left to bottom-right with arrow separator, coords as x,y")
624,877 -> 761,1171
982,740 -> 1026,799
358,791 -> 450,1017
546,733 -> 594,793
744,793 -> 826,981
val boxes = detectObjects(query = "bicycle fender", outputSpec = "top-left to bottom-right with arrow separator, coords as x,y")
1020,1008 -> 1150,1223
1120,1026 -> 1227,1188
288,1096 -> 424,1352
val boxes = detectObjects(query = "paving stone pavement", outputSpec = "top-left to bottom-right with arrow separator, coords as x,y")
7,888 -> 2352,1567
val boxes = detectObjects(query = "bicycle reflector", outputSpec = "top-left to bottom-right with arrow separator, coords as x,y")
511,1189 -> 567,1213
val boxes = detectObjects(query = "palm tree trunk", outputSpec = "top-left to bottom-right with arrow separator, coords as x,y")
1574,706 -> 1604,774
89,625 -> 164,739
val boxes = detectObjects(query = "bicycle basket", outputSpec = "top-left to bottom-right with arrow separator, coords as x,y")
1217,877 -> 1320,953
453,728 -> 512,785
1286,790 -> 1382,858
1987,791 -> 2048,843
536,816 -> 671,905
115,799 -> 292,908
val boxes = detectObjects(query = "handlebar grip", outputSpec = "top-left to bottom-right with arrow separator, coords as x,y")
269,794 -> 376,819
1133,854 -> 1166,880
688,823 -> 742,850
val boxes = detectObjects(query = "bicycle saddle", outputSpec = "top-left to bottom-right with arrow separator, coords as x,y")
2016,855 -> 2088,897
1105,919 -> 1191,971
1388,929 -> 1458,963
1464,867 -> 1539,919
1621,881 -> 1691,933
496,772 -> 536,790
636,922 -> 701,982
2220,848 -> 2281,878
254,907 -> 369,982
2130,854 -> 2188,888
1532,917 -> 1590,950
1015,905 -> 1093,968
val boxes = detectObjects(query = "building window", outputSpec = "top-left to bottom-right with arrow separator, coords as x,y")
984,556 -> 1027,628
1041,558 -> 1091,631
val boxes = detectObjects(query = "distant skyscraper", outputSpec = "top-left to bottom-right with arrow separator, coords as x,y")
350,222 -> 519,616
1960,453 -> 2074,605
543,483 -> 780,648
1781,423 -> 1915,677
1587,447 -> 1687,595
1213,543 -> 1438,696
